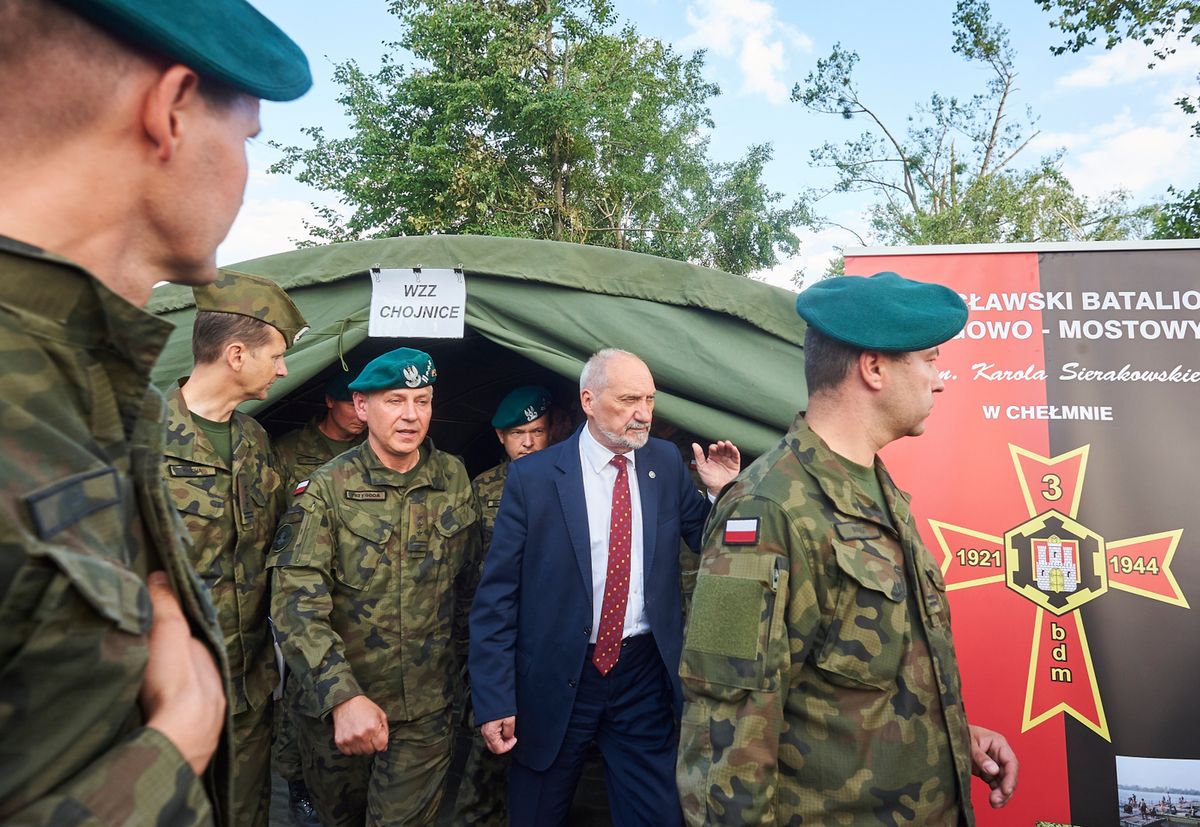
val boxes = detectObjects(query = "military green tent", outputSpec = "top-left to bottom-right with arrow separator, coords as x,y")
148,235 -> 806,470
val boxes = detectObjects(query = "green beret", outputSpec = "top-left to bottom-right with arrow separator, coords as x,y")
795,271 -> 967,351
349,348 -> 438,393
193,270 -> 309,348
491,385 -> 552,429
324,370 -> 358,402
58,0 -> 311,102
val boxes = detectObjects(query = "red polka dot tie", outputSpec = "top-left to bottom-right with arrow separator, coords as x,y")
592,455 -> 631,676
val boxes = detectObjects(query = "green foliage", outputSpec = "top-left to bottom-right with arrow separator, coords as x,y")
1151,184 -> 1200,237
270,0 -> 805,275
1036,0 -> 1200,134
1036,0 -> 1197,60
791,0 -> 1151,245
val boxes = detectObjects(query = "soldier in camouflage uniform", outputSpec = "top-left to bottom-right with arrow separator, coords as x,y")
275,369 -> 368,489
448,385 -> 553,826
162,271 -> 309,827
677,273 -> 1019,825
472,385 -> 553,552
270,348 -> 482,827
0,1 -> 308,824
273,368 -> 366,827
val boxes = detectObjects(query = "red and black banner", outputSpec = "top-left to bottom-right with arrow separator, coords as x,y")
845,247 -> 1199,826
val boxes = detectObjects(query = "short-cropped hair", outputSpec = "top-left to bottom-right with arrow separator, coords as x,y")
192,311 -> 276,365
804,326 -> 866,396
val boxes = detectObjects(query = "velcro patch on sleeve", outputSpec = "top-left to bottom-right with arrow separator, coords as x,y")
723,517 -> 760,545
24,467 -> 121,540
686,575 -> 763,660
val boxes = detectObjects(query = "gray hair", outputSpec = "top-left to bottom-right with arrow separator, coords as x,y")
579,348 -> 640,394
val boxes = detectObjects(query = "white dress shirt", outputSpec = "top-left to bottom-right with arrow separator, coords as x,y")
579,424 -> 650,643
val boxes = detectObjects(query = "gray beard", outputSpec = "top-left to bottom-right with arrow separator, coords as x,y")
599,423 -> 649,452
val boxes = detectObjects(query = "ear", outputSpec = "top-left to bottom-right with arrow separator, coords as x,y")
224,341 -> 247,372
352,391 -> 369,423
141,65 -> 201,163
579,388 -> 595,418
324,394 -> 335,411
495,428 -> 506,445
858,351 -> 887,391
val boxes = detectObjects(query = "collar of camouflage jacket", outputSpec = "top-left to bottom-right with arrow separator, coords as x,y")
165,380 -> 253,473
0,235 -> 174,379
359,438 -> 452,492
789,413 -> 913,531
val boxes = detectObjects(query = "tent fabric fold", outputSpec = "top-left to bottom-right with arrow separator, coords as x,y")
149,235 -> 807,456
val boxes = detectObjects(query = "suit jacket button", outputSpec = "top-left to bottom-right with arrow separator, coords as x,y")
584,627 -> 591,636
568,679 -> 577,688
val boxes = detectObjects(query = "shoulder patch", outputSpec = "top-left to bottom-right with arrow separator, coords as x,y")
293,479 -> 310,496
272,522 -> 296,551
835,522 -> 880,541
723,517 -> 760,545
345,489 -> 387,502
270,506 -> 307,558
486,497 -> 501,508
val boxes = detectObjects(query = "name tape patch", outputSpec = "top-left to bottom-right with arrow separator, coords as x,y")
723,517 -> 760,545
346,490 -> 387,501
835,522 -> 880,541
169,465 -> 216,478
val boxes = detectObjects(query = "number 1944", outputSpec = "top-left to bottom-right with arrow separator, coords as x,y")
1109,555 -> 1160,575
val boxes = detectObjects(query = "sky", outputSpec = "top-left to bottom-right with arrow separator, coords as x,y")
223,0 -> 1200,289
1118,755 -> 1200,791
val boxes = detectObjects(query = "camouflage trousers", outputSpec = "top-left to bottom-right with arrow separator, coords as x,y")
297,707 -> 453,827
449,717 -> 509,826
232,700 -> 273,827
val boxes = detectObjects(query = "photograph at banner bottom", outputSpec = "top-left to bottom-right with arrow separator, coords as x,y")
1116,755 -> 1200,824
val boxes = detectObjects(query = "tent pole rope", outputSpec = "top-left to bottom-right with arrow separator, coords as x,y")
337,317 -> 350,371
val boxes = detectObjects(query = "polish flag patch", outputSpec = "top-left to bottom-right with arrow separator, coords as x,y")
723,517 -> 760,545
293,479 -> 310,496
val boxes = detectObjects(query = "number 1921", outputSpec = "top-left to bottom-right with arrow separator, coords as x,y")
956,548 -> 1002,567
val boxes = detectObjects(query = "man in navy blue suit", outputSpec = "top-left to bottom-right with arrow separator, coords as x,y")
469,348 -> 740,826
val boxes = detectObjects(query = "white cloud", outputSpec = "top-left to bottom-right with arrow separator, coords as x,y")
218,198 -> 322,266
681,0 -> 811,104
750,225 -> 851,291
1031,107 -> 1197,199
1069,124 -> 1195,198
1057,38 -> 1200,90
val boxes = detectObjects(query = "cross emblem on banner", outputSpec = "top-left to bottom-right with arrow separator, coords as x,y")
928,444 -> 1187,741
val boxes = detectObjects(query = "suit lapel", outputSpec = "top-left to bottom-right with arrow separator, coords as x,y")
554,431 -> 593,602
636,444 -> 659,583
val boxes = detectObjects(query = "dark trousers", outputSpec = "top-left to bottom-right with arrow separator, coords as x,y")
508,634 -> 682,827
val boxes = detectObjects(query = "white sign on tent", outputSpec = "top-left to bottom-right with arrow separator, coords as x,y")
368,267 -> 466,338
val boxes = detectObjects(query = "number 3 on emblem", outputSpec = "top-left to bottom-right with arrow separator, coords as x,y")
1041,473 -> 1062,501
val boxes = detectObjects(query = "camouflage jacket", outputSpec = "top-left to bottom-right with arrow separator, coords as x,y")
471,460 -> 507,553
0,237 -> 232,825
677,414 -> 974,826
269,439 -> 481,722
163,383 -> 284,714
273,416 -> 364,491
